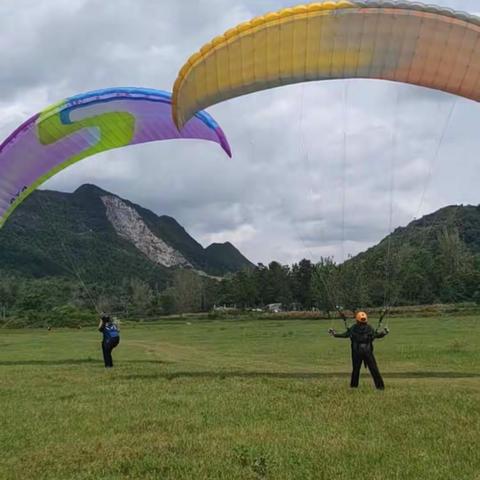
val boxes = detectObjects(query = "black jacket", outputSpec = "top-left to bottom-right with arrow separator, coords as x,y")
333,323 -> 387,353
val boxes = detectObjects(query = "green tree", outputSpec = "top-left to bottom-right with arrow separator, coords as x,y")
312,257 -> 338,316
435,227 -> 478,302
0,275 -> 19,318
172,270 -> 204,313
231,269 -> 257,309
263,262 -> 292,307
291,259 -> 314,309
158,292 -> 176,315
129,278 -> 154,314
336,258 -> 371,311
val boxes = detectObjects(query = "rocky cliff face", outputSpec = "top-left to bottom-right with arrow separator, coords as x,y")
101,195 -> 192,269
0,184 -> 253,282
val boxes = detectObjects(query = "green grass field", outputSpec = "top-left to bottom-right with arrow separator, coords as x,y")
1,316 -> 480,480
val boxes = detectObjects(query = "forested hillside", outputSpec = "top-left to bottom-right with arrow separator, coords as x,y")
215,205 -> 480,310
2,199 -> 480,325
0,184 -> 253,282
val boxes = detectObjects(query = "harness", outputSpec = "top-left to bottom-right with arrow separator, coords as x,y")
103,323 -> 119,341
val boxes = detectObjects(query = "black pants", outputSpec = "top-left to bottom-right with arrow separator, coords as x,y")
102,337 -> 120,368
351,347 -> 384,389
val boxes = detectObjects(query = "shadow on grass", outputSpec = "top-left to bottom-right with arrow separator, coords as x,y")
120,371 -> 480,381
2,361 -> 478,380
0,359 -> 170,366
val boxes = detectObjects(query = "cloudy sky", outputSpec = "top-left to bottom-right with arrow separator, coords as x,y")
1,0 -> 480,265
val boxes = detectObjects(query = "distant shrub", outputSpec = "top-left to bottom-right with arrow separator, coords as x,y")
208,310 -> 227,320
4,305 -> 95,328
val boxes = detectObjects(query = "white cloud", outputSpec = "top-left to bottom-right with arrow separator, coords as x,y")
1,0 -> 480,264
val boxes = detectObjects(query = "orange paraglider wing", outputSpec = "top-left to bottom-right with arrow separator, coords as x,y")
173,1 -> 480,129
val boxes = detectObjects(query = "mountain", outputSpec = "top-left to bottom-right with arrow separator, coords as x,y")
344,204 -> 480,305
354,204 -> 480,261
0,184 -> 253,285
212,204 -> 480,311
205,242 -> 255,273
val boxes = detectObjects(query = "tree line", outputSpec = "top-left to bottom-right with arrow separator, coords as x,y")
2,226 -> 480,326
214,226 -> 480,311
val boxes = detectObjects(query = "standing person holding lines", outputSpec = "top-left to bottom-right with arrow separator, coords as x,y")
329,311 -> 389,390
98,314 -> 120,368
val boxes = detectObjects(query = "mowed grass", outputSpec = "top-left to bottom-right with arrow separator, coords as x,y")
1,316 -> 480,480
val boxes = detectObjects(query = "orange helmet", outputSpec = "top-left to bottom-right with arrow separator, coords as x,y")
355,311 -> 368,323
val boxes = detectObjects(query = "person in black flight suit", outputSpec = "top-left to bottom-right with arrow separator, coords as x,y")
329,311 -> 389,389
98,314 -> 120,368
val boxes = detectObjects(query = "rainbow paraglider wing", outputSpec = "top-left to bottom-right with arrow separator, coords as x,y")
173,1 -> 480,128
0,87 -> 231,228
